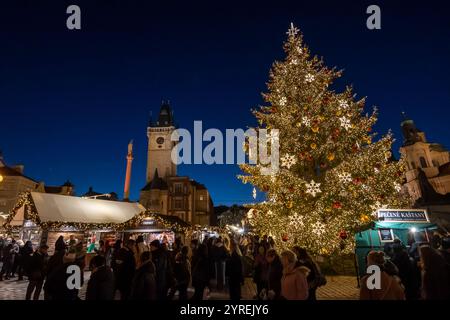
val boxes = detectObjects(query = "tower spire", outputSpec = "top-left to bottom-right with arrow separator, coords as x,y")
123,140 -> 134,200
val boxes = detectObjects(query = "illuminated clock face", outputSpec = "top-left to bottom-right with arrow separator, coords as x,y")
156,137 -> 165,145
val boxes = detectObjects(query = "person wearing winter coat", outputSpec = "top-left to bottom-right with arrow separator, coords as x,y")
391,242 -> 417,300
253,245 -> 269,299
86,255 -> 115,300
266,248 -> 283,300
213,238 -> 229,291
227,240 -> 244,301
150,240 -> 173,300
44,252 -> 81,300
18,241 -> 34,281
360,251 -> 406,300
293,246 -> 325,300
0,243 -> 14,281
173,246 -> 191,300
419,245 -> 450,300
135,235 -> 149,268
280,250 -> 309,300
129,251 -> 157,300
114,239 -> 136,300
25,245 -> 48,300
191,243 -> 210,300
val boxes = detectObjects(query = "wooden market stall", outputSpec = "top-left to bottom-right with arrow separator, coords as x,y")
2,192 -> 147,258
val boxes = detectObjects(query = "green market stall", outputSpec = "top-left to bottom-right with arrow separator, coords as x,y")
355,209 -> 438,281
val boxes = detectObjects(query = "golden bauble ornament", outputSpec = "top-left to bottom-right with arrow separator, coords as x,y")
336,110 -> 342,116
296,122 -> 302,127
310,143 -> 317,149
311,126 -> 319,133
327,153 -> 335,161
286,201 -> 294,209
360,214 -> 370,223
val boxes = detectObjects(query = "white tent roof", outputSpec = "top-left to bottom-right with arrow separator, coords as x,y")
28,192 -> 145,224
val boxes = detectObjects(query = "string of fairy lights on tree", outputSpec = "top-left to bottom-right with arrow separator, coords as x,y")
239,24 -> 411,255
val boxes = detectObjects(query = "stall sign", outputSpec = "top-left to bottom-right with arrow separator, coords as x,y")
377,209 -> 429,223
378,228 -> 394,242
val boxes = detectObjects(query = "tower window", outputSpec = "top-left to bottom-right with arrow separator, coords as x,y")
411,162 -> 416,169
199,196 -> 204,201
419,157 -> 428,168
174,183 -> 182,194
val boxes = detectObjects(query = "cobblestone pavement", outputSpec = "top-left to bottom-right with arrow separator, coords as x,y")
0,274 -> 359,300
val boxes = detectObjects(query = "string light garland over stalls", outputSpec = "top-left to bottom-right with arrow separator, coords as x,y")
2,192 -> 225,236
239,24 -> 411,255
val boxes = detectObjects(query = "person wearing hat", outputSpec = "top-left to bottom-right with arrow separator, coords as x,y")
360,251 -> 406,300
25,244 -> 48,300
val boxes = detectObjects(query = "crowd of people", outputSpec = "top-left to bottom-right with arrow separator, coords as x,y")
359,235 -> 450,300
1,232 -> 449,300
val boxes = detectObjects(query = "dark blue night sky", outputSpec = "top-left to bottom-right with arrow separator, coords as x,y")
1,1 -> 449,205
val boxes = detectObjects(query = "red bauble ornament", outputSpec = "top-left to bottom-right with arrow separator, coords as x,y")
332,201 -> 342,209
262,185 -> 270,192
353,177 -> 362,185
367,127 -> 372,132
339,230 -> 348,240
320,162 -> 327,169
288,186 -> 295,192
282,234 -> 289,242
271,107 -> 278,113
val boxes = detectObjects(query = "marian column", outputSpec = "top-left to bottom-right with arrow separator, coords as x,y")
123,140 -> 134,200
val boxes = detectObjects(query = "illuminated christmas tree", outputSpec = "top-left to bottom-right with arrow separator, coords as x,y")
239,24 -> 410,255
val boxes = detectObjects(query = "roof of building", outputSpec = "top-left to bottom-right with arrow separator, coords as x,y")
429,143 -> 448,152
155,213 -> 191,228
0,164 -> 37,183
44,186 -> 63,194
82,187 -> 118,201
8,192 -> 145,225
150,101 -> 174,127
142,169 -> 169,191
190,180 -> 207,190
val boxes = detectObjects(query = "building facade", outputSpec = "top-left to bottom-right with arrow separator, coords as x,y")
400,116 -> 450,202
139,102 -> 215,226
0,152 -> 75,223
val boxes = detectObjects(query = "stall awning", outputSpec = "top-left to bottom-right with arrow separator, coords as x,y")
374,221 -> 438,230
4,192 -> 147,230
30,192 -> 145,224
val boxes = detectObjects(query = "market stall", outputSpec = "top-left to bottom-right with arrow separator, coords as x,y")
2,192 -> 147,259
355,208 -> 438,280
122,214 -> 191,248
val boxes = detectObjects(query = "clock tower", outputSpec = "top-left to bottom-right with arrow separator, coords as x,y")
146,101 -> 177,182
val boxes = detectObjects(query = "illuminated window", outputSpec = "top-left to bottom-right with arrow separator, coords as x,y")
199,196 -> 204,201
175,183 -> 182,194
